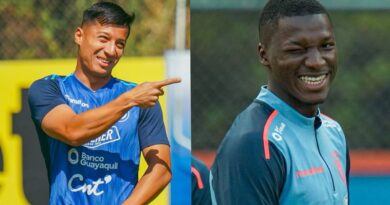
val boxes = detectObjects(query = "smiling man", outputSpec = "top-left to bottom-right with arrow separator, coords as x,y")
28,2 -> 180,205
210,0 -> 349,204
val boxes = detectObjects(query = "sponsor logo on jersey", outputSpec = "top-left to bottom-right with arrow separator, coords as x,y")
64,94 -> 90,108
68,148 -> 79,165
68,173 -> 112,196
83,126 -> 121,149
68,148 -> 118,171
322,119 -> 343,132
118,112 -> 129,122
322,120 -> 337,128
272,122 -> 285,141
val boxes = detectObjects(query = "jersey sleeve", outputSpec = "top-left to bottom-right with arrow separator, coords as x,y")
28,76 -> 67,126
210,104 -> 286,205
138,101 -> 169,149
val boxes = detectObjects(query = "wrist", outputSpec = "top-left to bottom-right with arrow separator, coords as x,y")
117,92 -> 138,109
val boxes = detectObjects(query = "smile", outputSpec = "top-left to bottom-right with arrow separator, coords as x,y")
299,74 -> 327,85
97,57 -> 113,65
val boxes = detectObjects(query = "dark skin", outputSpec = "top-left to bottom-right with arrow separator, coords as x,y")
259,14 -> 337,117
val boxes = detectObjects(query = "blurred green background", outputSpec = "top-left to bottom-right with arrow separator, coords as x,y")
0,0 -> 191,59
191,6 -> 390,150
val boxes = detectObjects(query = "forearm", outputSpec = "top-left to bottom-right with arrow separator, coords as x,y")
122,145 -> 172,205
123,164 -> 171,205
43,94 -> 134,146
68,97 -> 134,143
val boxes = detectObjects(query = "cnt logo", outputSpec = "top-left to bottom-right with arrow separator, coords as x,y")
83,126 -> 121,149
68,174 -> 112,196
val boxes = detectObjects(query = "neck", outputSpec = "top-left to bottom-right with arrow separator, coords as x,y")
294,104 -> 318,117
74,66 -> 112,91
267,85 -> 319,117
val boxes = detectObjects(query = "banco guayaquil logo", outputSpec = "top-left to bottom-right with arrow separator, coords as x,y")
83,126 -> 121,149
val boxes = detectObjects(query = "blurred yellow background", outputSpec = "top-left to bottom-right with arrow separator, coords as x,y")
0,57 -> 169,205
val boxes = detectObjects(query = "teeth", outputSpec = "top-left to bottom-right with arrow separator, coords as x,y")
97,57 -> 111,64
299,74 -> 326,85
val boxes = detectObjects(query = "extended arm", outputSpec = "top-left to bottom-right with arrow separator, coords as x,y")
31,77 -> 180,146
42,96 -> 131,146
122,144 -> 172,205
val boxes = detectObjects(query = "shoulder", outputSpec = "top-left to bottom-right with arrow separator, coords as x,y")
113,78 -> 138,89
320,113 -> 345,135
211,101 -> 286,204
229,100 -> 274,136
214,100 -> 284,165
192,156 -> 210,189
28,75 -> 67,123
192,157 -> 209,177
30,74 -> 62,87
28,75 -> 65,97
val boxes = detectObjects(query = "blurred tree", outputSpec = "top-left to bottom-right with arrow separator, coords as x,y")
0,0 -> 188,59
192,10 -> 390,150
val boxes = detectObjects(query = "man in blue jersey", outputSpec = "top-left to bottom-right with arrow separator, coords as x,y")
28,2 -> 180,205
210,0 -> 349,204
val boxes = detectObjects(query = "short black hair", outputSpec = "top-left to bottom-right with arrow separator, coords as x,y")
259,0 -> 330,45
81,2 -> 135,36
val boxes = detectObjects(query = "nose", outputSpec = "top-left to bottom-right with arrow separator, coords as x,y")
104,42 -> 117,57
305,48 -> 325,69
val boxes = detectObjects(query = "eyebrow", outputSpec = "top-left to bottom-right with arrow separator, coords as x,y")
97,31 -> 110,36
285,35 -> 335,46
97,31 -> 126,42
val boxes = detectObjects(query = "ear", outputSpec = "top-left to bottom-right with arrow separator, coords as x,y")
258,42 -> 270,66
74,27 -> 83,45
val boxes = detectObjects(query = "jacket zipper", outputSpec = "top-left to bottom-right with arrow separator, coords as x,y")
314,129 -> 336,192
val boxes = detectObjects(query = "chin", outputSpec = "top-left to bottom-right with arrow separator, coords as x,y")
302,94 -> 328,106
90,70 -> 111,78
93,66 -> 113,76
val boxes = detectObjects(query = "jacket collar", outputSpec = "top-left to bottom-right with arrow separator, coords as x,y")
256,85 -> 321,128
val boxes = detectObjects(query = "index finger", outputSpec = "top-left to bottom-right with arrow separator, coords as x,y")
153,77 -> 182,88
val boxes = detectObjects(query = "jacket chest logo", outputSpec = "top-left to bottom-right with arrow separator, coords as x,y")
272,122 -> 285,141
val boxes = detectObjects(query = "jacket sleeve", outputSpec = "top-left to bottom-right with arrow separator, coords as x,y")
210,112 -> 286,205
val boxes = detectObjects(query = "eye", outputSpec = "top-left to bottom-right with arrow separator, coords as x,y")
285,47 -> 306,54
116,42 -> 126,49
321,42 -> 335,50
98,36 -> 109,42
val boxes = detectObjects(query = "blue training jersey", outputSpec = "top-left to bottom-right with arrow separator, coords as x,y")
210,86 -> 349,205
28,74 -> 169,205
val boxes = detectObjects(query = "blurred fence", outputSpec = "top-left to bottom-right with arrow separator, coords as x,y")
0,0 -> 178,59
191,9 -> 390,150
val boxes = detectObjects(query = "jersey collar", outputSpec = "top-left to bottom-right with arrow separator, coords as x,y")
69,73 -> 116,93
256,85 -> 321,127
